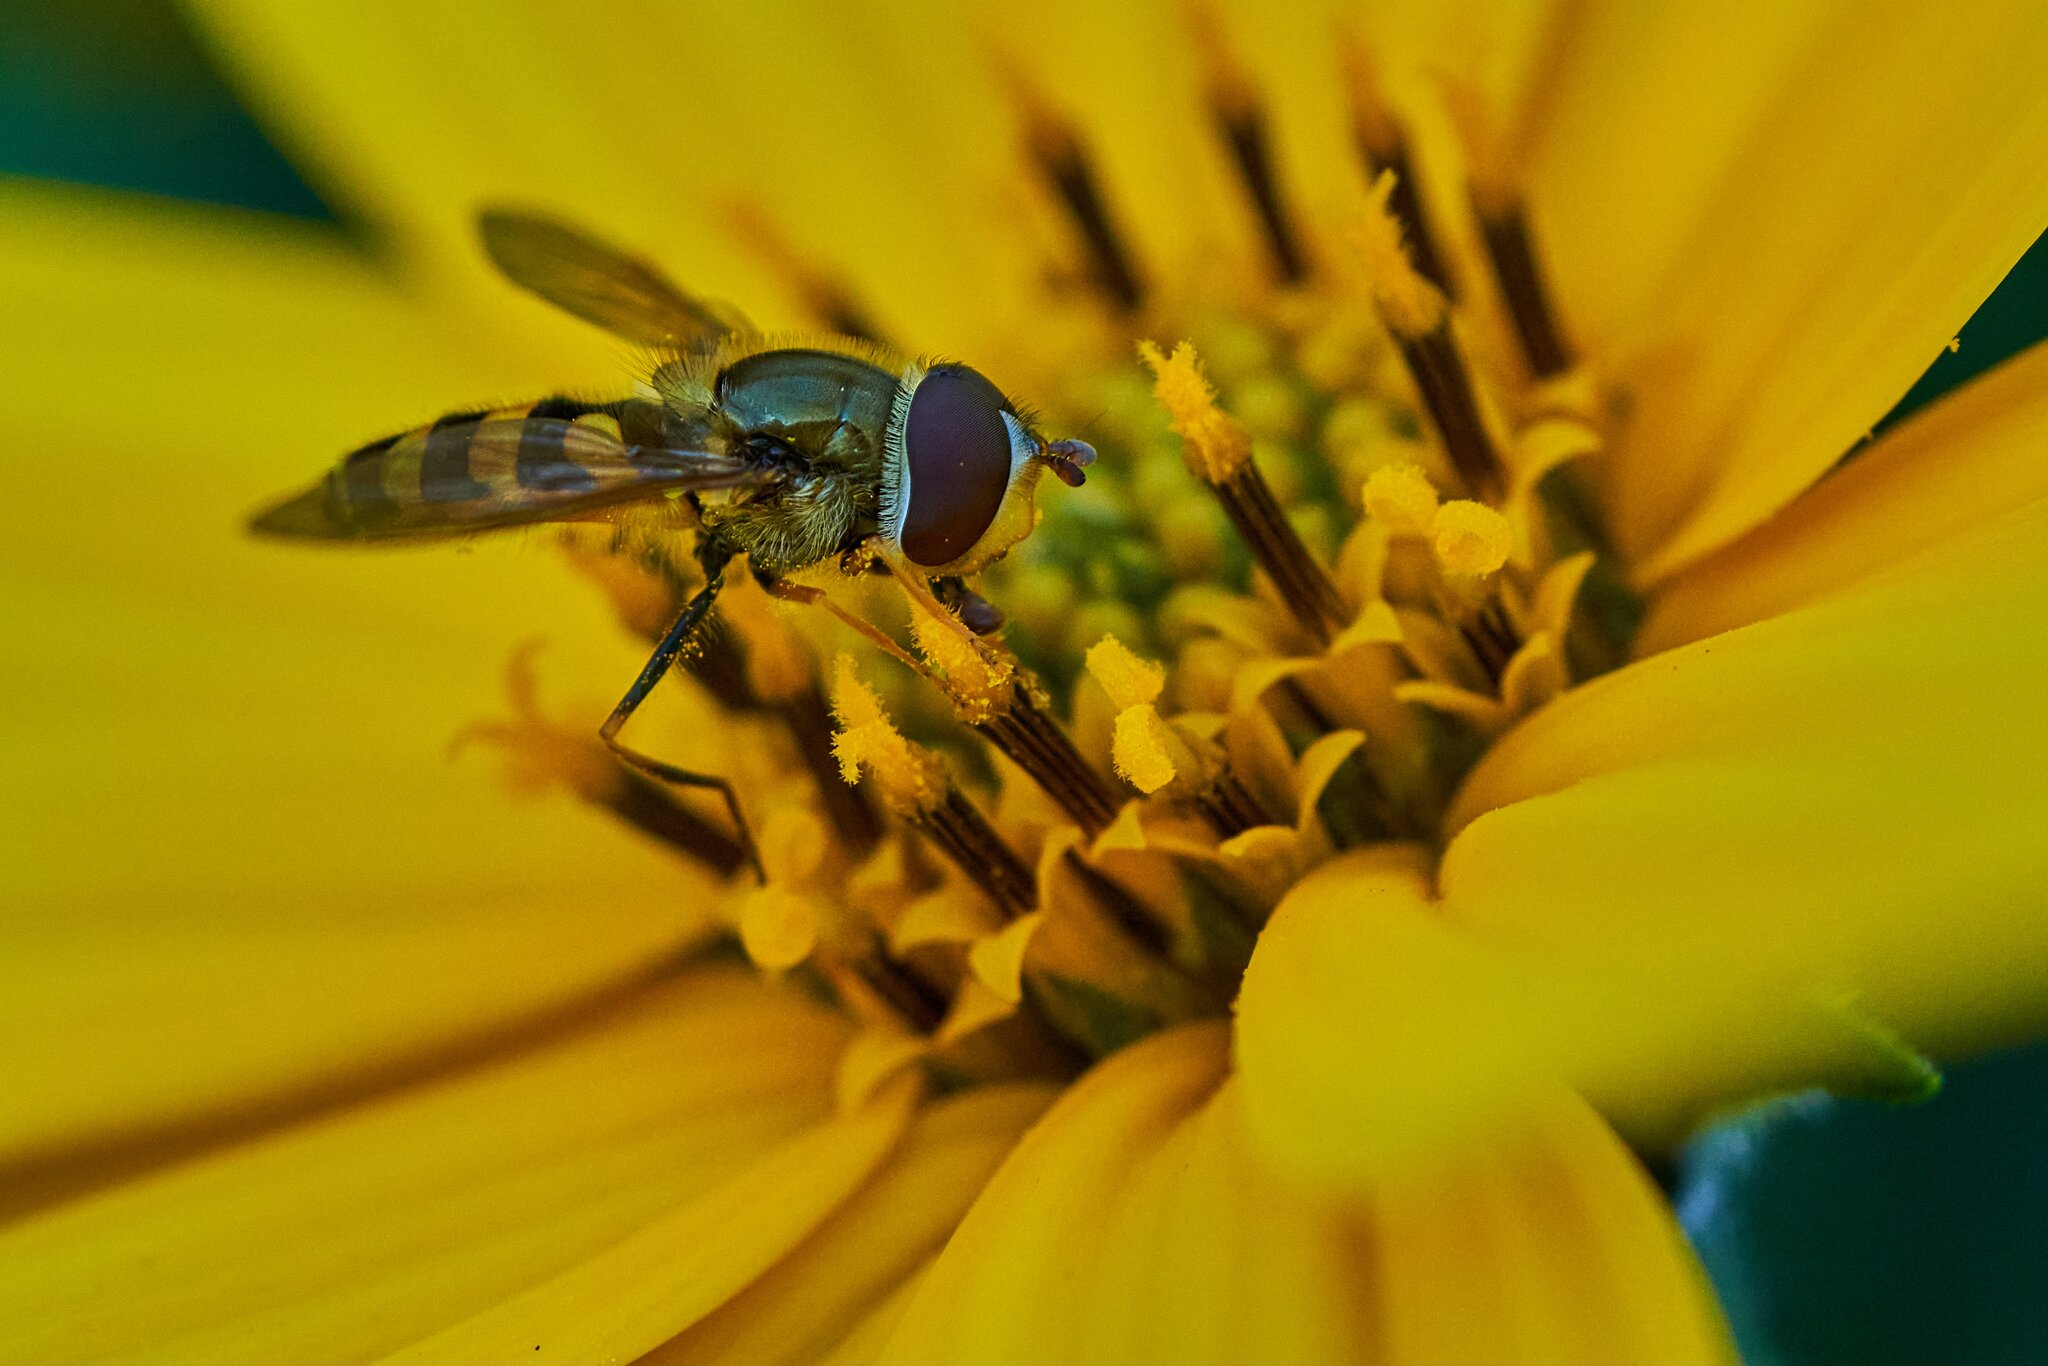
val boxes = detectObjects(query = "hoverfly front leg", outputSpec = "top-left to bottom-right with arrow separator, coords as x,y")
758,572 -> 923,672
599,544 -> 764,882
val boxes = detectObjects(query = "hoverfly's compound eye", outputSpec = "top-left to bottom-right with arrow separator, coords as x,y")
898,365 -> 1018,567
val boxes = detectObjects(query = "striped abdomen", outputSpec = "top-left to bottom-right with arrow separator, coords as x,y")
251,396 -> 763,542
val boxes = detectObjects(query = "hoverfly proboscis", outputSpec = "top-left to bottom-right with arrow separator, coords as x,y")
251,208 -> 1098,880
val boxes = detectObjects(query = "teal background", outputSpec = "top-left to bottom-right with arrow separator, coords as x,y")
4,5 -> 2046,1361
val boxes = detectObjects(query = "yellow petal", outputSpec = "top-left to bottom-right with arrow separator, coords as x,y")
1235,846 -> 1534,1180
1445,495 -> 2048,1125
643,1083 -> 1055,1366
0,187 -> 730,1160
0,969 -> 847,1365
1530,1 -> 2048,580
189,0 -> 1041,356
882,1022 -> 1729,1364
1641,338 -> 2048,651
383,1073 -> 922,1365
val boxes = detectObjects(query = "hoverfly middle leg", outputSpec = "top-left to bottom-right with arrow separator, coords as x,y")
599,544 -> 764,882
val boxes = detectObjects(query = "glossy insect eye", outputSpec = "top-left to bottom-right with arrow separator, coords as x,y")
898,365 -> 1018,567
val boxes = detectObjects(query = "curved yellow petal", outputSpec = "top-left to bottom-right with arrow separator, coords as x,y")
381,1072 -> 921,1365
0,969 -> 846,1365
643,1083 -> 1056,1366
882,1021 -> 1729,1364
1442,494 -> 2048,1122
1234,847 -> 1541,1182
188,0 -> 1043,356
1529,0 -> 2048,580
1640,337 -> 2048,652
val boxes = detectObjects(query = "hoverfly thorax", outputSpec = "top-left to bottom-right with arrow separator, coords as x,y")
880,362 -> 1095,574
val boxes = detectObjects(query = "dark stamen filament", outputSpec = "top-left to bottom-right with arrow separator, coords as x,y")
1479,205 -> 1573,378
1191,6 -> 1306,284
846,942 -> 950,1032
1340,35 -> 1453,295
603,765 -> 750,877
1194,768 -> 1273,837
1391,321 -> 1506,503
1030,119 -> 1146,312
913,788 -> 1040,919
978,681 -> 1123,837
1213,465 -> 1349,646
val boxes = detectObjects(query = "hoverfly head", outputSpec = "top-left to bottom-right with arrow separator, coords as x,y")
881,362 -> 1092,576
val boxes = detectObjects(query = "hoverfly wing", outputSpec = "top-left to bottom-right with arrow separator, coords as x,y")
478,208 -> 746,349
251,401 -> 774,543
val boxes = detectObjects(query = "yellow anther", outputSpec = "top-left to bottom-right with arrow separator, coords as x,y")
830,655 -> 944,812
1138,340 -> 1253,484
1084,635 -> 1166,711
909,605 -> 1012,722
1112,706 -> 1187,794
1361,462 -> 1441,536
1431,499 -> 1513,577
1352,171 -> 1446,338
739,884 -> 819,971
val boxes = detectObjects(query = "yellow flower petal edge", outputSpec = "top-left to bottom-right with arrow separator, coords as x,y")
642,1082 -> 1056,1366
1639,337 -> 2048,652
1445,496 -> 2048,1115
1530,0 -> 2048,581
0,968 -> 847,1366
883,1021 -> 1730,1364
381,1072 -> 921,1366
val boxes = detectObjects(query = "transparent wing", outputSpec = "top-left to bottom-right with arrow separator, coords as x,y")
478,208 -> 746,349
251,409 -> 774,543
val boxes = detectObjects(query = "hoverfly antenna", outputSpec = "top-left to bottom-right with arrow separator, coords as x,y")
1043,437 -> 1097,487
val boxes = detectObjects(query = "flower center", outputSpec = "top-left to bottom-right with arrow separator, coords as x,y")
473,22 -> 1634,1086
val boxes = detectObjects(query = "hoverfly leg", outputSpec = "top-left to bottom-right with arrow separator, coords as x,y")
758,574 -> 921,672
598,556 -> 765,882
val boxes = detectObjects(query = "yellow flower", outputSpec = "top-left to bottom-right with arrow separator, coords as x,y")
5,1 -> 2048,1362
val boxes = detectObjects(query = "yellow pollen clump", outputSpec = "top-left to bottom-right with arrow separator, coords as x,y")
1360,462 -> 1441,535
830,655 -> 943,812
1353,171 -> 1447,337
1112,706 -> 1184,794
1431,499 -> 1513,577
1084,635 -> 1166,711
1138,340 -> 1252,484
910,606 -> 1012,722
1086,635 -> 1194,795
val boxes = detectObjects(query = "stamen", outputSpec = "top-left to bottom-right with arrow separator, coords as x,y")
840,937 -> 951,1033
1430,499 -> 1513,579
909,599 -> 1123,836
1360,461 -> 1441,536
454,647 -> 751,877
1338,30 -> 1453,294
999,50 -> 1146,311
723,200 -> 886,344
1353,173 -> 1506,500
1186,2 -> 1306,283
832,657 -> 1038,917
1442,81 -> 1574,378
600,765 -> 753,878
1085,635 -> 1275,838
570,543 -> 884,854
1140,341 -> 1350,647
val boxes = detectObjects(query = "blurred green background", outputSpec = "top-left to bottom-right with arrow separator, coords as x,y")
5,5 -> 2046,1362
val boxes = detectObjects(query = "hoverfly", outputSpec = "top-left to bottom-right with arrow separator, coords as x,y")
251,210 -> 1097,875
